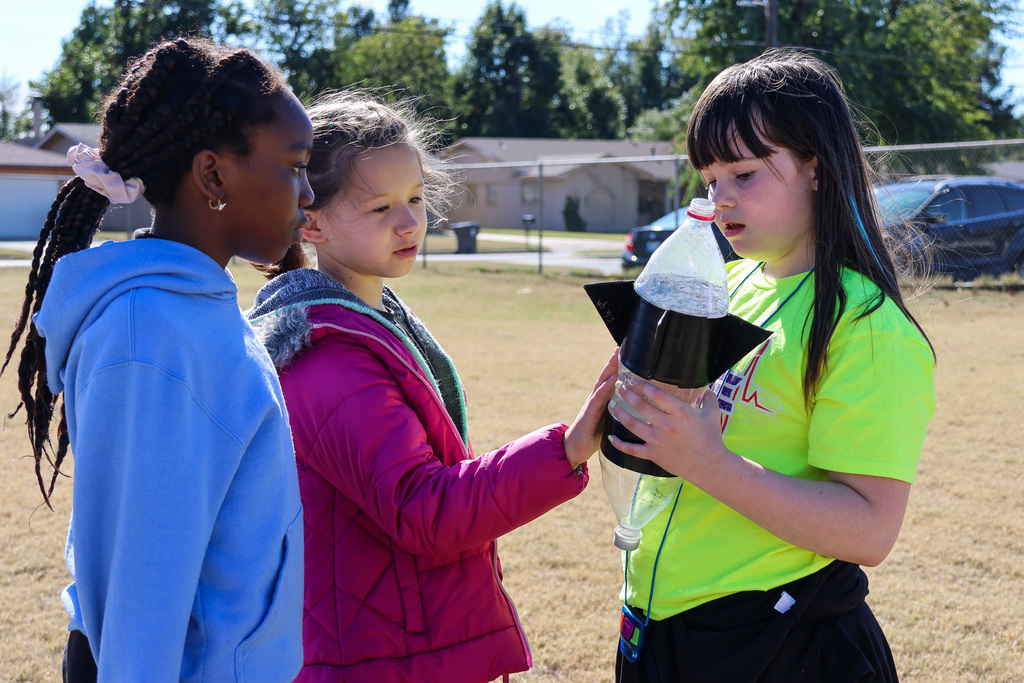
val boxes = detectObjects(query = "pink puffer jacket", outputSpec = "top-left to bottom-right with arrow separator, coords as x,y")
273,302 -> 588,683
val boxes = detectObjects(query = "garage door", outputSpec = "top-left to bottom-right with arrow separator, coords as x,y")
0,176 -> 64,239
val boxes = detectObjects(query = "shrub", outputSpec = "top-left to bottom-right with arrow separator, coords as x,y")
563,195 -> 587,232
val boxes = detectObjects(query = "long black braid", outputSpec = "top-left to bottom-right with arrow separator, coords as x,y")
1,37 -> 288,507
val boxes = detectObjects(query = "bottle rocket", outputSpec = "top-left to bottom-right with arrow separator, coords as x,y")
584,197 -> 771,550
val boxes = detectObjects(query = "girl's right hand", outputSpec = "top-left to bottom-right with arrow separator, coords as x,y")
607,379 -> 728,480
563,350 -> 618,468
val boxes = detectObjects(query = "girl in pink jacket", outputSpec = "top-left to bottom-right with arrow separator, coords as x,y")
247,91 -> 615,683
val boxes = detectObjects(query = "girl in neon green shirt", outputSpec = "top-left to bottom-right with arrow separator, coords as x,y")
610,49 -> 935,682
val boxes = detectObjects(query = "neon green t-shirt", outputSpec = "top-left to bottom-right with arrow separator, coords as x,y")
623,260 -> 936,620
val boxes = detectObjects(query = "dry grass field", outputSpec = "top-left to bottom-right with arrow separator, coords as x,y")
1,261 -> 1022,682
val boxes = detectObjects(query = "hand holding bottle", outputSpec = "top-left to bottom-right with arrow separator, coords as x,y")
563,350 -> 619,468
607,377 -> 729,482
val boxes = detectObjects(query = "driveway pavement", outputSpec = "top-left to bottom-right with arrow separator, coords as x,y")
422,231 -> 626,276
1,234 -> 630,276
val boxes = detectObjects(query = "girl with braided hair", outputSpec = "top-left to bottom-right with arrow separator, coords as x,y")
2,37 -> 313,681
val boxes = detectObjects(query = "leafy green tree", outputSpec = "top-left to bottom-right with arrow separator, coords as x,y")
338,16 -> 454,124
255,0 -> 347,98
552,43 -> 626,139
664,0 -> 1022,143
452,1 -> 563,137
387,0 -> 411,23
109,0 -> 220,67
629,88 -> 700,143
217,0 -> 259,39
562,195 -> 587,231
0,76 -> 32,142
33,3 -> 115,123
601,10 -> 691,131
32,0 -> 235,125
845,0 -> 1021,142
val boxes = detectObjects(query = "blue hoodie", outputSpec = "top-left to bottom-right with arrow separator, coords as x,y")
33,239 -> 303,682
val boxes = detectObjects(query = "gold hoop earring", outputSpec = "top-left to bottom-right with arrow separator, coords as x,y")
208,197 -> 226,211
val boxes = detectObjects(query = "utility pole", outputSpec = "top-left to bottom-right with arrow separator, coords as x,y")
766,0 -> 778,48
738,0 -> 779,48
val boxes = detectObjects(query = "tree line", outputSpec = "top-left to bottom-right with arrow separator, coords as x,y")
3,0 -> 1021,145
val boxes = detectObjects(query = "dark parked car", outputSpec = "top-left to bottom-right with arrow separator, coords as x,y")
874,176 -> 1024,278
621,207 -> 735,269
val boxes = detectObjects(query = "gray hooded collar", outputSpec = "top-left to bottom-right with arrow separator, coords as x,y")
245,268 -> 407,370
247,267 -> 367,322
246,268 -> 469,444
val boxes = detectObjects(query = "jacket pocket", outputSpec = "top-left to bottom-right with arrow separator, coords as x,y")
234,509 -> 304,682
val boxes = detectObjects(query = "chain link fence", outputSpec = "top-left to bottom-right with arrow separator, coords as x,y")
420,138 -> 1024,280
3,139 -> 1023,280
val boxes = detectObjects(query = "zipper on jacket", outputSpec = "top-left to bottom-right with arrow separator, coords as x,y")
492,541 -> 532,667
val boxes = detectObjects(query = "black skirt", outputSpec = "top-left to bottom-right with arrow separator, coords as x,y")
615,561 -> 898,683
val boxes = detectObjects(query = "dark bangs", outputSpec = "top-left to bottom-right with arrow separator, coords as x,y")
687,81 -> 774,169
686,55 -> 828,171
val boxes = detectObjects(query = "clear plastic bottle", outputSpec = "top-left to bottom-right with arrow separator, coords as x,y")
609,196 -> 728,415
601,457 -> 683,550
601,196 -> 730,550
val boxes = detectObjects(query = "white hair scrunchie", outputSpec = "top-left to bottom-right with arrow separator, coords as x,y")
66,143 -> 145,204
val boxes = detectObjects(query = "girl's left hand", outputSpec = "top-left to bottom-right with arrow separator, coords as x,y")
563,350 -> 618,467
607,377 -> 729,480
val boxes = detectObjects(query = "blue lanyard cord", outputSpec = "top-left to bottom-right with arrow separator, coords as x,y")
622,262 -> 815,624
731,262 -> 815,328
729,261 -> 763,298
624,482 -> 685,627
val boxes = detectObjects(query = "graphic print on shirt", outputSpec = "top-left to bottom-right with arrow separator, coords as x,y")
713,334 -> 780,434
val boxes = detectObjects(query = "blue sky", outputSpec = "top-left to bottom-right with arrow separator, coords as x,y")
0,0 -> 653,103
2,0 -> 1023,120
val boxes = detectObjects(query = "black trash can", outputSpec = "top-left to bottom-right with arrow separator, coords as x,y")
450,221 -> 480,254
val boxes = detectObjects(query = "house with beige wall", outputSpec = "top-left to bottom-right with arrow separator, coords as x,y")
0,141 -> 72,239
0,124 -> 153,241
443,138 -> 680,233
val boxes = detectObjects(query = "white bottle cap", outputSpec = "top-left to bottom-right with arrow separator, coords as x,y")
688,197 -> 715,218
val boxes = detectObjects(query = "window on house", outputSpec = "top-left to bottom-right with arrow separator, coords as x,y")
486,184 -> 499,206
521,180 -> 539,204
465,184 -> 478,206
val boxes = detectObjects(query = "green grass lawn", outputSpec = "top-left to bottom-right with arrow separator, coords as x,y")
0,263 -> 1022,681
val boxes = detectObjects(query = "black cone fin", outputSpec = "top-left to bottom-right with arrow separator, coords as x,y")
585,280 -> 773,388
706,314 -> 772,381
583,281 -> 636,345
585,279 -> 774,477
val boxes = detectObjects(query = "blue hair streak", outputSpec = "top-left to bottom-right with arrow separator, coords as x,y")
847,188 -> 896,288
